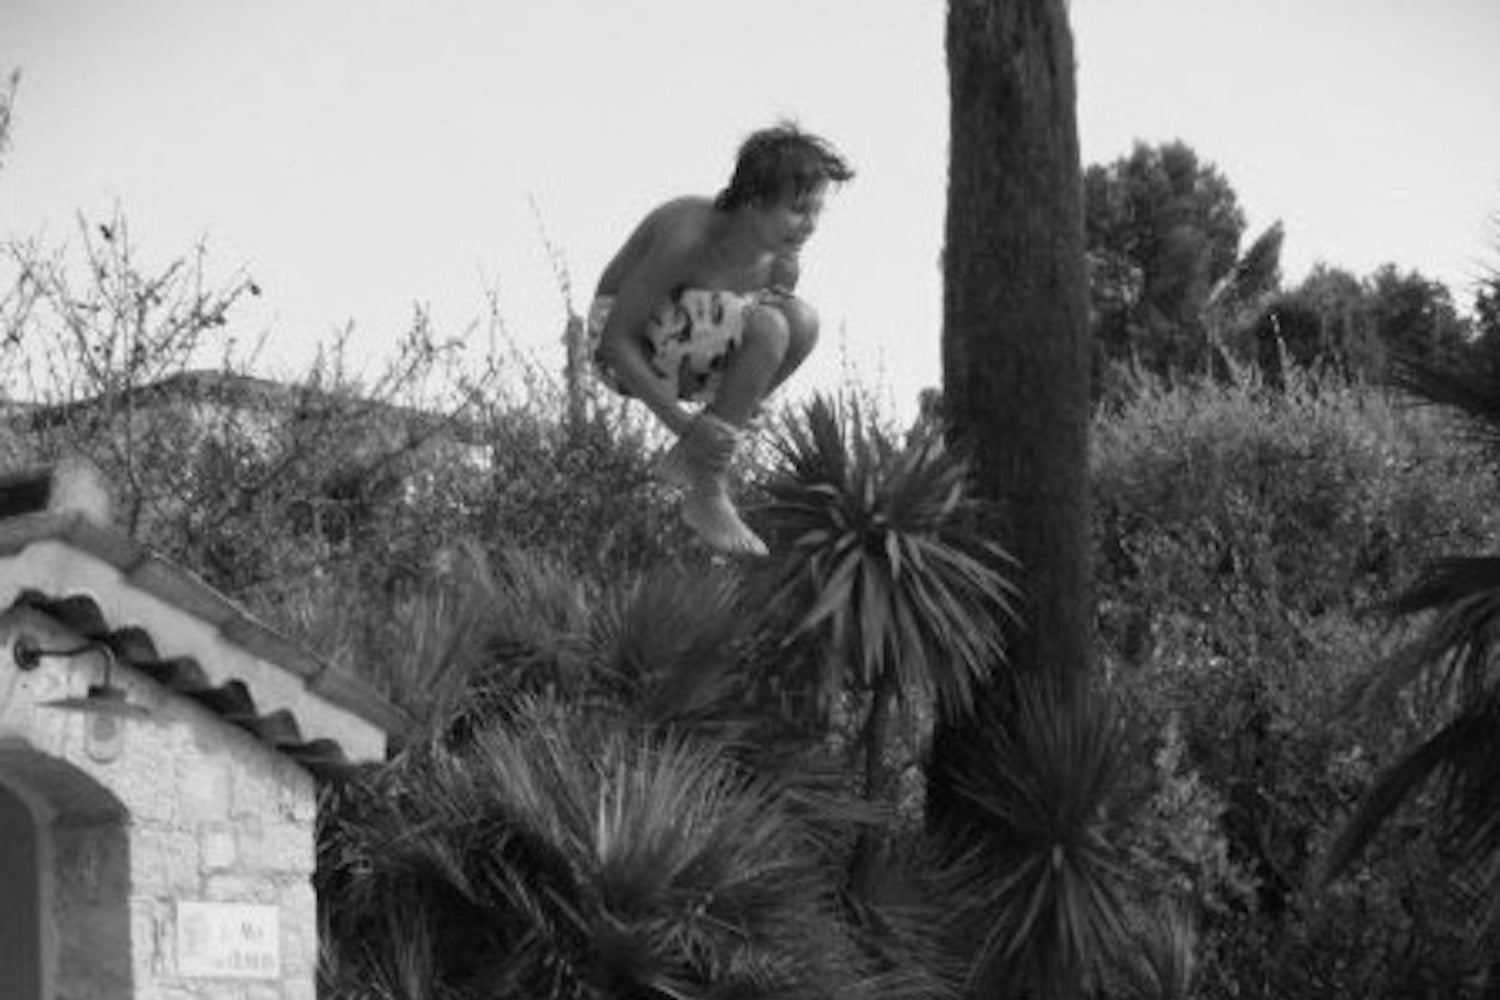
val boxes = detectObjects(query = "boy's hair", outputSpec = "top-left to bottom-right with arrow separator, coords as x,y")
714,122 -> 854,211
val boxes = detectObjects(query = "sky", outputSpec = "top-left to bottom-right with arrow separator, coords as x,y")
2,0 -> 1498,419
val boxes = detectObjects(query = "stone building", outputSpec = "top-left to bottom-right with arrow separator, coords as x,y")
0,460 -> 403,1000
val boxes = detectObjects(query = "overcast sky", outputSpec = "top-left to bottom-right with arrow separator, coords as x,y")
3,0 -> 1498,416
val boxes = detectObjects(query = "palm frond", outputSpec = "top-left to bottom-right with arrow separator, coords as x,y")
589,563 -> 758,739
1323,701 -> 1500,883
1347,556 -> 1500,716
324,698 -> 869,999
1328,343 -> 1500,904
386,544 -> 603,752
1389,350 -> 1500,455
839,839 -> 970,1000
1388,555 -> 1500,619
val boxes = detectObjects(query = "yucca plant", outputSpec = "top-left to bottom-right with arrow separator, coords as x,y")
1324,349 -> 1500,904
752,393 -> 1019,821
940,675 -> 1140,1000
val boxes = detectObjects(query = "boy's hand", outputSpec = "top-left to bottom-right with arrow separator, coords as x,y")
760,285 -> 795,305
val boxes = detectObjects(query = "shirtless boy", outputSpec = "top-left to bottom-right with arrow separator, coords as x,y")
590,123 -> 854,556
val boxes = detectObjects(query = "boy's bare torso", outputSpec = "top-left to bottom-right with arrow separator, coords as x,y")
596,196 -> 796,301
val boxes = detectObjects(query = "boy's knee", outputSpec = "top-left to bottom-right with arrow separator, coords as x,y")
743,302 -> 791,354
782,297 -> 819,356
781,296 -> 819,338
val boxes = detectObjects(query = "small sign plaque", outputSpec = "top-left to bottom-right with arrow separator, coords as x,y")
176,901 -> 281,980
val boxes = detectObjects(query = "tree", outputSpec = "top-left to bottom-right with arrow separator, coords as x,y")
1476,219 -> 1500,349
1476,275 -> 1499,346
1366,263 -> 1469,368
1085,140 -> 1283,382
1247,263 -> 1469,387
933,3 -> 1131,997
1269,263 -> 1373,381
939,0 -> 1092,684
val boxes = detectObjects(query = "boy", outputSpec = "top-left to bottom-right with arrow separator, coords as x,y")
590,122 -> 853,556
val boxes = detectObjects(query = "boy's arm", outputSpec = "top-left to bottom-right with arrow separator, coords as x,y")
598,248 -> 695,436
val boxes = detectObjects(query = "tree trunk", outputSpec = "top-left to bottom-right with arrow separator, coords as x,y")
928,0 -> 1092,820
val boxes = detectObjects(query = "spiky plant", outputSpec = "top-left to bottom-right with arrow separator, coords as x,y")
373,543 -> 600,753
584,560 -> 881,849
319,698 -> 878,1000
941,676 -> 1139,1000
1324,349 -> 1500,895
752,393 -> 1018,815
588,560 -> 754,739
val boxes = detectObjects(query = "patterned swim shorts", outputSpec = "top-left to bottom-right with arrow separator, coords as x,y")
588,288 -> 759,404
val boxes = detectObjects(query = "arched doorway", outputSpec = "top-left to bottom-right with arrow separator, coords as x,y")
0,748 -> 131,1000
0,780 -> 41,1000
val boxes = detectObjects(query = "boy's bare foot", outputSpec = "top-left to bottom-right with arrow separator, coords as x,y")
681,482 -> 768,557
658,413 -> 767,556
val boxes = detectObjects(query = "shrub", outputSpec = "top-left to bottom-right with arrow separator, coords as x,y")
1093,372 -> 1499,996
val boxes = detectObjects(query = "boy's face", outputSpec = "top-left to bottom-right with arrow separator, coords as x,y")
748,182 -> 828,254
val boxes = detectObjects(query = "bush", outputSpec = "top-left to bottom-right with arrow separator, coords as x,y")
1093,372 -> 1500,996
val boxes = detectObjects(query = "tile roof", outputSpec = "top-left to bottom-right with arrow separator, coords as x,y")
0,464 -> 406,773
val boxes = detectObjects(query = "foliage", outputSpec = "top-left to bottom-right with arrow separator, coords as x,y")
940,675 -> 1140,1000
0,212 -> 699,697
745,392 -> 1021,924
1085,140 -> 1271,383
1366,265 -> 1471,368
1221,262 -> 1472,390
313,360 -> 1500,999
1476,250 -> 1500,346
320,700 -> 868,1000
1084,139 -> 1473,396
754,394 -> 1017,728
1324,348 -> 1500,948
1093,369 -> 1500,996
317,529 -> 973,1000
309,382 -> 1046,998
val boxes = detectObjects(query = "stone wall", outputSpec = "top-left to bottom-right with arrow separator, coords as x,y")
0,610 -> 319,1000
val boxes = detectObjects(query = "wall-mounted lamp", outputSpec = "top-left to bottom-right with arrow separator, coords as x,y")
12,635 -> 149,764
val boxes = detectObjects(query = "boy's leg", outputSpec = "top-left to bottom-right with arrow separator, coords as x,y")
764,295 -> 820,397
661,303 -> 792,556
705,303 -> 790,426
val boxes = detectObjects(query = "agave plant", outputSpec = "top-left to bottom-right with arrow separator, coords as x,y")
752,393 -> 1019,815
940,675 -> 1140,1000
1324,350 -> 1500,898
319,697 -> 876,1000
